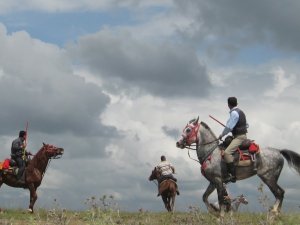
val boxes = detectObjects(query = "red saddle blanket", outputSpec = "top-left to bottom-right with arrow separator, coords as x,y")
0,159 -> 10,170
237,141 -> 260,161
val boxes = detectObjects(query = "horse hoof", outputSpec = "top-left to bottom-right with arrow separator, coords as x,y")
27,208 -> 33,213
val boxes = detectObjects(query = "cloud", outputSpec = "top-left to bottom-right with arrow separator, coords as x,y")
0,0 -> 172,14
0,23 -> 123,161
162,125 -> 180,140
172,0 -> 300,58
0,23 -> 117,138
67,28 -> 211,98
264,67 -> 296,98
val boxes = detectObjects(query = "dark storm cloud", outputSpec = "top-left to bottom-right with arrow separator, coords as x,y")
173,0 -> 300,53
67,30 -> 211,98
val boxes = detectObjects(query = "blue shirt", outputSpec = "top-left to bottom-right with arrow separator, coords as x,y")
221,107 -> 240,137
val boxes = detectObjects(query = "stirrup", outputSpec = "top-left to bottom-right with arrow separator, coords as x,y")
224,175 -> 236,184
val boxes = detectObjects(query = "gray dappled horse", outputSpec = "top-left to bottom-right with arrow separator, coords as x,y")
176,117 -> 300,217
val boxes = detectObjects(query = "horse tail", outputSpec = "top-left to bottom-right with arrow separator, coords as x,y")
280,149 -> 300,175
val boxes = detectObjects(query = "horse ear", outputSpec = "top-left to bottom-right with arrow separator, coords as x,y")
194,116 -> 199,124
43,142 -> 46,146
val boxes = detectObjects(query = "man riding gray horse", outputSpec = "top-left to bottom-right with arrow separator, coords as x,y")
176,116 -> 300,217
218,97 -> 248,183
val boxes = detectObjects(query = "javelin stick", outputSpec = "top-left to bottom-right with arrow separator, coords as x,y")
25,121 -> 29,146
22,121 -> 29,159
209,115 -> 226,127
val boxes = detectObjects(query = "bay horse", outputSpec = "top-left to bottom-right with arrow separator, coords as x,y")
148,167 -> 176,212
176,117 -> 300,217
0,143 -> 64,213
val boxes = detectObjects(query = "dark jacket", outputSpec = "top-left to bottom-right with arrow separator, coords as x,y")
232,108 -> 247,136
11,137 -> 25,158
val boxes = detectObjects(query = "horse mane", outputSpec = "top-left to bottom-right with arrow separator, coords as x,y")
27,145 -> 48,169
200,121 -> 217,139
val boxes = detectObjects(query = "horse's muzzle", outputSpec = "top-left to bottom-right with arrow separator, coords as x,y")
176,141 -> 185,149
59,148 -> 64,155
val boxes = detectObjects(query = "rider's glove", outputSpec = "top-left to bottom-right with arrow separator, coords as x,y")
26,151 -> 33,156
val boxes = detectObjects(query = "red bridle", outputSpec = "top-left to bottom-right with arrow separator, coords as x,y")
182,121 -> 200,146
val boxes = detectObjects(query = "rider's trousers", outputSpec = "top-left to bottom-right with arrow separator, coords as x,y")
224,134 -> 247,163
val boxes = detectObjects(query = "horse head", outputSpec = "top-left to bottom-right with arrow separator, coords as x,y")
148,167 -> 160,181
42,143 -> 64,159
176,116 -> 200,149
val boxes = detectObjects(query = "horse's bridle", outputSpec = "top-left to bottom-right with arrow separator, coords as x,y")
181,121 -> 219,164
182,122 -> 218,149
44,144 -> 63,159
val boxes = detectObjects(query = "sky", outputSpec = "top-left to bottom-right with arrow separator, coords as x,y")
1,0 -> 300,213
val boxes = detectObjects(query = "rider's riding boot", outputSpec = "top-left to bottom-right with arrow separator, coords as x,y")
176,188 -> 180,195
224,162 -> 236,183
16,169 -> 25,184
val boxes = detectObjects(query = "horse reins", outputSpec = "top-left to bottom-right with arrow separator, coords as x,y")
184,122 -> 219,164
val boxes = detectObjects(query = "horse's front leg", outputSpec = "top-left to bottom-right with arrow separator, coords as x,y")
203,182 -> 217,213
216,181 -> 227,218
28,183 -> 37,213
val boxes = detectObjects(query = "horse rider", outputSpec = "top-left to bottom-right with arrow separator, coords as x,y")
156,155 -> 180,196
11,130 -> 31,184
218,97 -> 248,183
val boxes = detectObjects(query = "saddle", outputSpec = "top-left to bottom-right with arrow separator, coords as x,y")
220,136 -> 260,166
0,158 -> 23,176
159,175 -> 177,184
158,178 -> 178,196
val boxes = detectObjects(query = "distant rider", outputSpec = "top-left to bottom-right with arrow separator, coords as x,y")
156,155 -> 180,196
11,130 -> 31,184
218,97 -> 248,183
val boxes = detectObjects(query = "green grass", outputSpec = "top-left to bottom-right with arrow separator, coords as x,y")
1,188 -> 299,225
1,209 -> 300,225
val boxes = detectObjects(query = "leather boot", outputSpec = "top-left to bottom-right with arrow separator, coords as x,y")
224,162 -> 236,183
17,168 -> 25,185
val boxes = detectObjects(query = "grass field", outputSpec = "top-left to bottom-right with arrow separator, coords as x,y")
1,208 -> 300,225
1,193 -> 300,225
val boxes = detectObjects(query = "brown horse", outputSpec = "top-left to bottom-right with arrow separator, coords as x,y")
148,167 -> 176,212
0,143 -> 64,213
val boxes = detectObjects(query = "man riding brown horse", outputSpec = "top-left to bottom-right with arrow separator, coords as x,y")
0,143 -> 64,212
156,155 -> 180,196
11,131 -> 32,184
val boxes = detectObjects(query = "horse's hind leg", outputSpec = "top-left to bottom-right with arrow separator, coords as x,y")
161,195 -> 170,211
170,195 -> 175,212
259,174 -> 285,214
